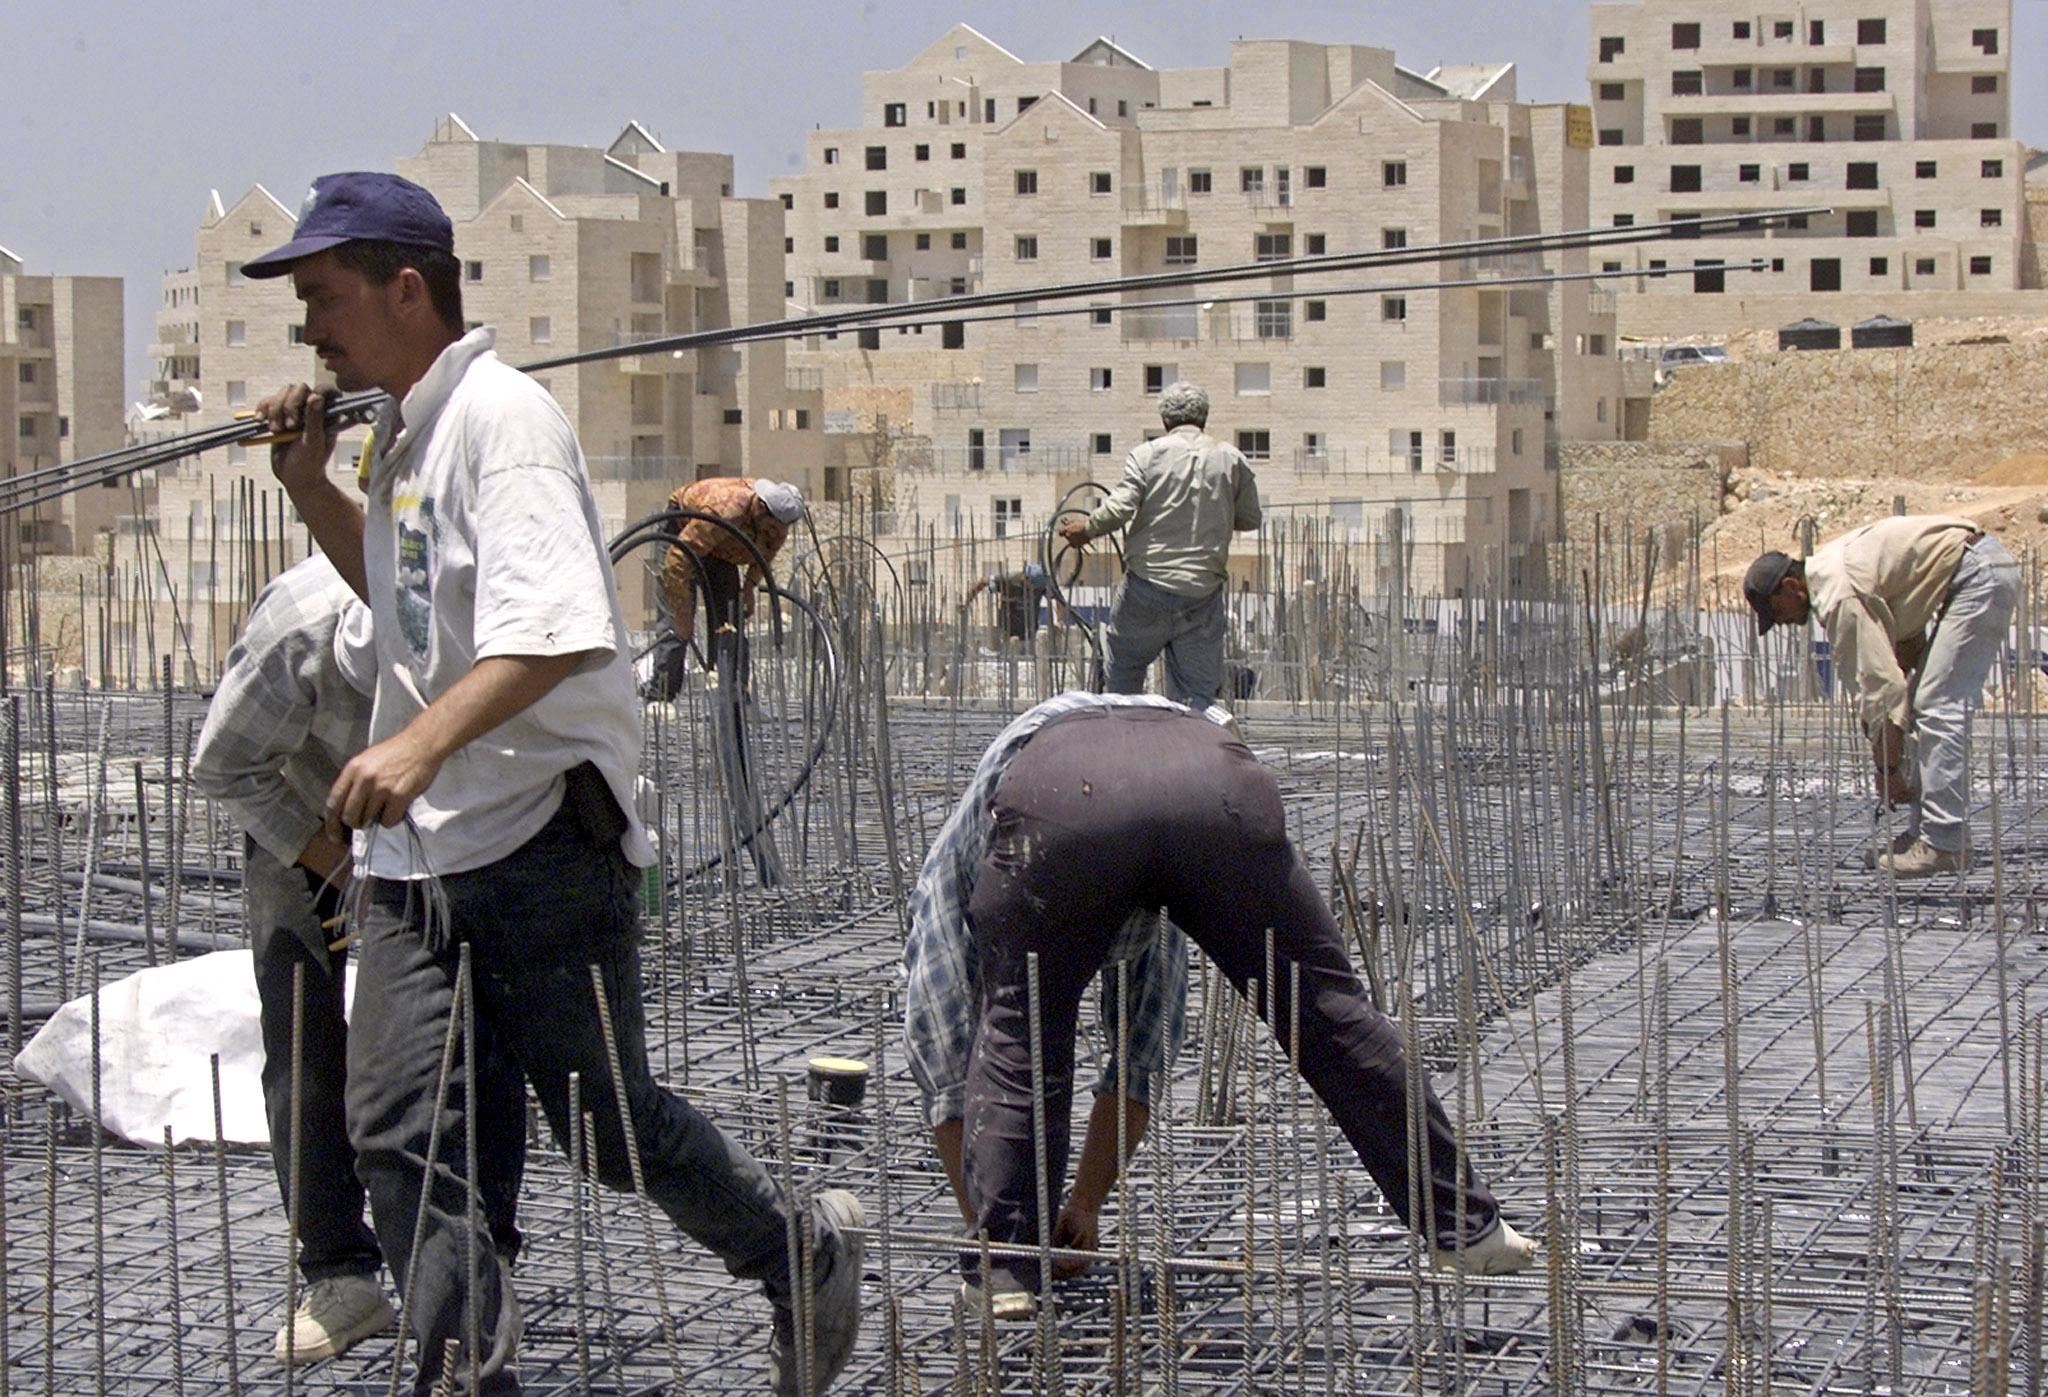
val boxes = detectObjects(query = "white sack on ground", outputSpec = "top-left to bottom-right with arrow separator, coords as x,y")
11,949 -> 352,1148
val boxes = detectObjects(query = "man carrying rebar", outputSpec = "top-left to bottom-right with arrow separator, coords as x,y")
1746,514 -> 2020,878
248,172 -> 862,1396
958,560 -> 1059,646
913,691 -> 1535,1311
906,689 -> 1191,1316
1056,382 -> 1261,708
194,553 -> 529,1366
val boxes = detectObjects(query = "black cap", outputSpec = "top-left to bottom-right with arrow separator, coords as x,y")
1743,551 -> 1796,635
243,172 -> 455,279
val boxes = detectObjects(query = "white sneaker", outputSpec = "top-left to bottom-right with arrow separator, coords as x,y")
1431,1219 -> 1537,1277
769,1190 -> 865,1397
273,1274 -> 395,1363
957,1278 -> 1037,1322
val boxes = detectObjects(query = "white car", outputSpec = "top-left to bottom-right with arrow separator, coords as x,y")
1656,343 -> 1730,384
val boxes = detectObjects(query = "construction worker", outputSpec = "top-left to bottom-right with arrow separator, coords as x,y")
914,692 -> 1534,1311
906,691 -> 1191,1314
1746,515 -> 2021,877
250,172 -> 861,1396
192,553 -> 526,1365
1056,382 -> 1261,707
642,475 -> 805,702
958,560 -> 1057,645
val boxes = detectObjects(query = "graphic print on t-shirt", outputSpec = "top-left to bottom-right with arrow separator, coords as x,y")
394,494 -> 438,660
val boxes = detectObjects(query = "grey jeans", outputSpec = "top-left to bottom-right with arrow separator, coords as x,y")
1911,536 -> 2021,852
346,771 -> 819,1394
1102,571 -> 1227,708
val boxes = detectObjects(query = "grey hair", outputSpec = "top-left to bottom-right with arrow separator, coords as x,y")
1157,380 -> 1209,428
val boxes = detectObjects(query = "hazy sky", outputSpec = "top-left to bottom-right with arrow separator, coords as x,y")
2,0 -> 2041,400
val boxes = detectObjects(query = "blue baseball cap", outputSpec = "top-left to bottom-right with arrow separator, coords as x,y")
242,172 -> 455,279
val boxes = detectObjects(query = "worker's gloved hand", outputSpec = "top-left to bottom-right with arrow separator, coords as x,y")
1431,1218 -> 1537,1276
1050,1200 -> 1101,1280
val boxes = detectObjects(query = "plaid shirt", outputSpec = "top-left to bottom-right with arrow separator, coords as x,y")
192,555 -> 374,869
905,691 -> 1208,1128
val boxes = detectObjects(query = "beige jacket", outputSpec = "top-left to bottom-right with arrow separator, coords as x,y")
1083,425 -> 1261,597
1803,514 -> 1978,735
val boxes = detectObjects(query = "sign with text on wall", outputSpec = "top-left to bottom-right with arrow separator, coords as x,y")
1566,105 -> 1594,150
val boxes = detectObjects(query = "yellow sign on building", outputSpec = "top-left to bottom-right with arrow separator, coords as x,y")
1566,104 -> 1594,149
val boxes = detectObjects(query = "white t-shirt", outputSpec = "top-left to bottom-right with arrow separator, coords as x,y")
357,328 -> 655,878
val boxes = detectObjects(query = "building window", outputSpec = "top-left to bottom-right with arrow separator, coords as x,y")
784,238 -> 794,253
1774,21 -> 1793,38
1091,237 -> 1112,260
865,191 -> 887,215
464,260 -> 483,282
1614,214 -> 1635,227
1382,227 -> 1407,249
1599,35 -> 1624,62
1738,164 -> 1760,183
1143,364 -> 1174,393
1846,162 -> 1878,189
1600,129 -> 1624,146
1983,209 -> 2004,228
951,142 -> 967,158
1916,160 -> 1937,179
1254,233 -> 1291,261
1091,432 -> 1113,455
1254,301 -> 1291,338
1091,171 -> 1112,195
1972,122 -> 1999,139
1088,367 -> 1113,392
16,363 -> 32,386
1733,20 -> 1750,38
1983,159 -> 2005,178
1014,363 -> 1039,393
1015,170 -> 1038,195
1671,70 -> 1703,96
1972,75 -> 1999,95
1305,366 -> 1327,388
1376,361 -> 1405,392
1235,363 -> 1271,395
1869,257 -> 1888,276
1235,430 -> 1271,461
1787,163 -> 1809,182
915,143 -> 930,161
1857,17 -> 1886,44
528,316 -> 552,343
1671,21 -> 1699,48
915,232 -> 931,250
824,147 -> 840,165
1305,166 -> 1326,188
824,235 -> 840,252
1614,165 -> 1635,185
1971,256 -> 1993,276
951,231 -> 968,249
1599,82 -> 1625,101
1188,169 -> 1213,194
1853,115 -> 1886,141
780,193 -> 794,210
823,279 -> 841,298
1732,69 -> 1752,91
226,261 -> 246,285
1773,68 -> 1795,89
1382,296 -> 1407,322
1304,233 -> 1326,255
1732,116 -> 1751,136
950,187 -> 966,206
1846,211 -> 1878,237
1014,236 -> 1038,261
1915,257 -> 1937,276
883,103 -> 906,127
1164,235 -> 1198,265
824,192 -> 839,209
1670,164 -> 1701,192
1590,333 -> 1608,355
1914,209 -> 1936,228
1974,27 -> 1999,54
1304,300 -> 1326,323
1671,118 -> 1703,144
1853,67 -> 1885,92
1774,117 -> 1795,136
992,497 -> 1022,537
1382,161 -> 1407,188
17,417 -> 34,440
1808,19 -> 1825,43
861,234 -> 886,260
1090,306 -> 1112,326
865,146 -> 887,170
225,319 -> 246,346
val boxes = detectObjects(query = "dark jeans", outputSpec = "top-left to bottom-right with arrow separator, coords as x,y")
643,553 -> 746,702
250,839 -> 528,1291
960,707 -> 1500,1289
345,771 -> 803,1395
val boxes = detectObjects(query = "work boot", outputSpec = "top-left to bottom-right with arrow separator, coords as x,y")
1863,829 -> 1920,870
1878,838 -> 1967,879
273,1274 -> 395,1363
769,1189 -> 865,1396
957,1274 -> 1037,1322
1431,1219 -> 1537,1277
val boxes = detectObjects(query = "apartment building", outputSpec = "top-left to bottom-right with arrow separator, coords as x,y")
1586,0 -> 2036,337
139,115 -> 827,675
1,246 -> 126,562
773,26 -> 1622,594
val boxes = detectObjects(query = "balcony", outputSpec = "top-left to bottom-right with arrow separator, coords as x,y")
587,455 -> 686,483
1664,89 -> 1893,118
930,382 -> 981,412
1291,447 -> 1349,474
1121,198 -> 1189,228
898,445 -> 1093,476
1119,303 -> 1296,345
1448,252 -> 1549,281
1440,377 -> 1546,406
